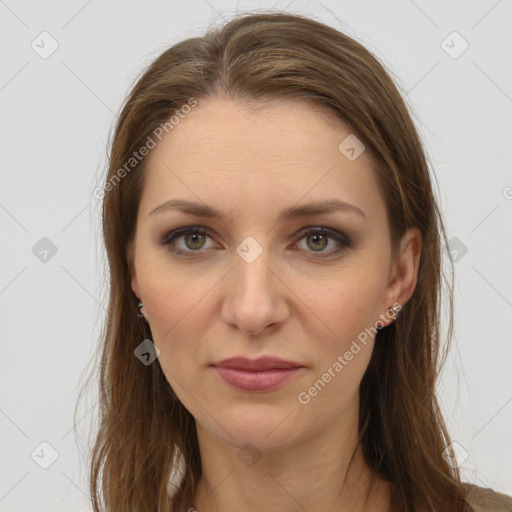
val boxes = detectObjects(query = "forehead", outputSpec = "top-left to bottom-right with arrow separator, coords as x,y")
138,97 -> 384,224
149,96 -> 356,161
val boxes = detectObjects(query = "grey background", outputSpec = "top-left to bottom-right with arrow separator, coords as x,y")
1,0 -> 511,510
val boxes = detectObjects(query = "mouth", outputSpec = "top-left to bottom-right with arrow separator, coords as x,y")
210,356 -> 304,392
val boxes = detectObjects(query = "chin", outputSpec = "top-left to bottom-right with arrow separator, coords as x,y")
195,401 -> 304,451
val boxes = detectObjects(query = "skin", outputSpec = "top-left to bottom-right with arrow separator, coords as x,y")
130,96 -> 422,512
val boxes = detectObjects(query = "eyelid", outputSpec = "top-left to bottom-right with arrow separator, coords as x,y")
294,225 -> 352,247
160,224 -> 352,257
158,226 -> 218,256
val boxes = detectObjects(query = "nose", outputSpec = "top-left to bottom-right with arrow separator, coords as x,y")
221,245 -> 290,336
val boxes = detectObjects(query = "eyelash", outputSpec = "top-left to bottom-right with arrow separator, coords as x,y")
159,225 -> 352,258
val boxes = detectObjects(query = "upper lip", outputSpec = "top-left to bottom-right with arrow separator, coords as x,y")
212,356 -> 303,371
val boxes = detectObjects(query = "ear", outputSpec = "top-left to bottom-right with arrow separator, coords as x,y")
127,239 -> 141,299
379,227 -> 422,327
129,252 -> 141,299
131,271 -> 141,299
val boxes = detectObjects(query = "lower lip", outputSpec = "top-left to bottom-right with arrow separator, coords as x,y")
213,366 -> 303,392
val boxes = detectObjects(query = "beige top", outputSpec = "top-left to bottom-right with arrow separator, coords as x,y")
465,483 -> 512,511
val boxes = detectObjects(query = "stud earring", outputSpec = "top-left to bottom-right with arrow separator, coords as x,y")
389,302 -> 402,320
376,302 -> 402,330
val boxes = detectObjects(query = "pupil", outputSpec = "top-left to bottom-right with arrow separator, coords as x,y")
186,233 -> 204,250
309,234 -> 327,251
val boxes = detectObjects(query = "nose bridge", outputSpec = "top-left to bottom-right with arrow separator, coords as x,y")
237,243 -> 273,292
233,235 -> 276,304
222,235 -> 288,335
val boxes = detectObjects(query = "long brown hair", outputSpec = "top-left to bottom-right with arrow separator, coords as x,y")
82,10 -> 470,511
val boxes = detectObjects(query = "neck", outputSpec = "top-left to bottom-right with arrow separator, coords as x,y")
193,417 -> 391,512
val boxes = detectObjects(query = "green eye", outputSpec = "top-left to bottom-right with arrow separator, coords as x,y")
161,227 -> 214,255
161,226 -> 352,258
294,227 -> 352,257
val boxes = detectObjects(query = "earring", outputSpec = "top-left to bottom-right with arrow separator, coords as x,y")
389,302 -> 402,320
137,301 -> 145,318
376,302 -> 402,330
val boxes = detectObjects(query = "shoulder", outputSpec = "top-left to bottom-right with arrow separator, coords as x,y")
464,483 -> 512,512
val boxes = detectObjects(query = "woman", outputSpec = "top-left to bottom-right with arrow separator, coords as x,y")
87,11 -> 512,512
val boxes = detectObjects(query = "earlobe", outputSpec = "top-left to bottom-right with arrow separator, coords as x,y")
376,302 -> 403,329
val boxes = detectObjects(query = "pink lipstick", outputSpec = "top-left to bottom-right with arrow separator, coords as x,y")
211,356 -> 304,392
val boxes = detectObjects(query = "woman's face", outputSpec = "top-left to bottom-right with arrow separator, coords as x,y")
130,96 -> 420,451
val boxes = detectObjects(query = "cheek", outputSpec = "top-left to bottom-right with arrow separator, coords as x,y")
145,289 -> 207,372
293,271 -> 385,409
294,278 -> 382,417
137,253 -> 212,338
134,261 -> 202,377
299,267 -> 386,348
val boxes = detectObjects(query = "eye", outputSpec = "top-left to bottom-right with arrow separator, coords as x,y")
160,225 -> 352,258
293,226 -> 352,257
160,226 -> 217,256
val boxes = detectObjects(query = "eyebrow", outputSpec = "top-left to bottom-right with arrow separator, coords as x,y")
149,198 -> 367,222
